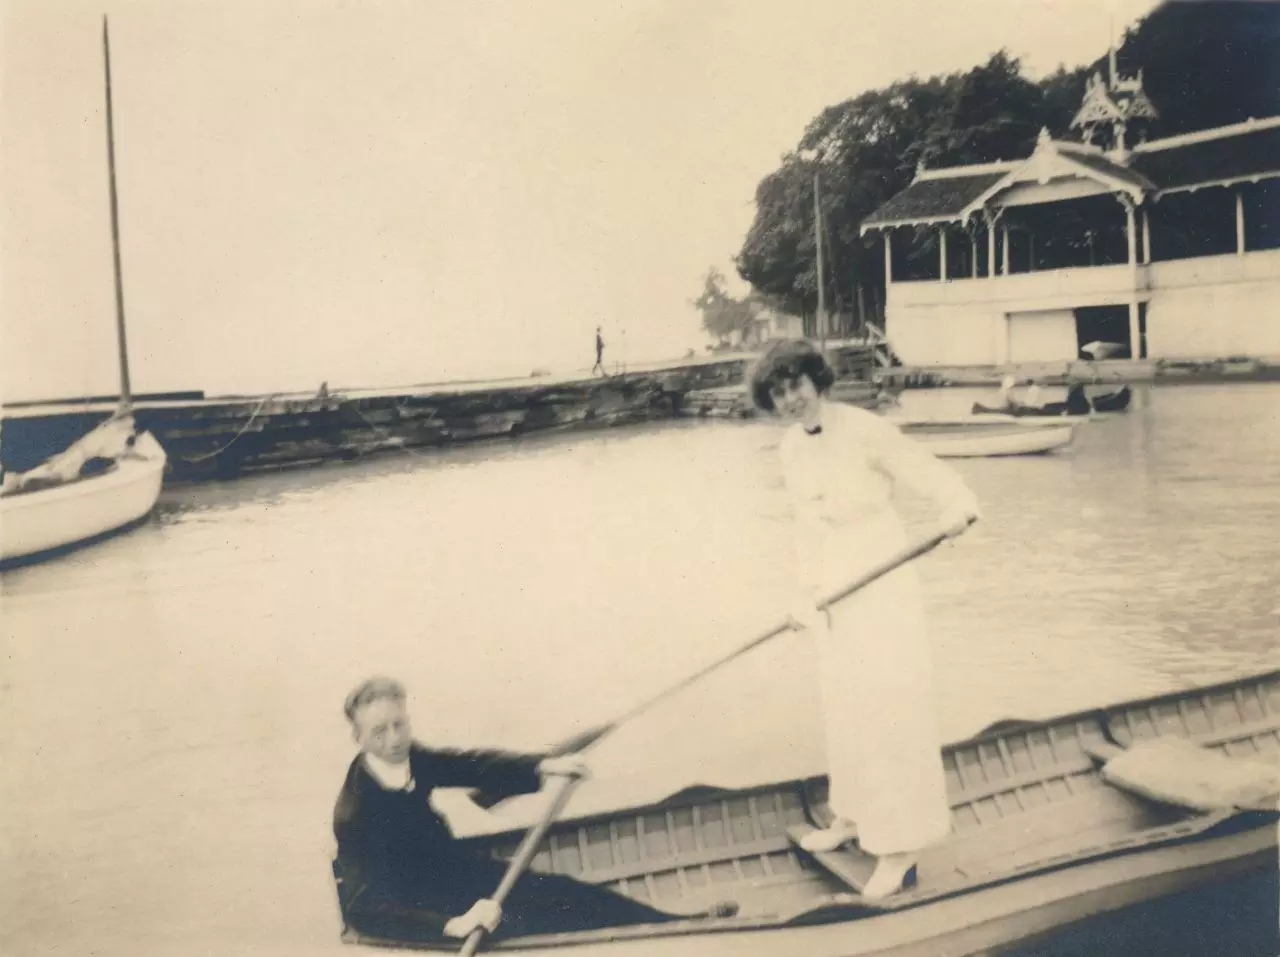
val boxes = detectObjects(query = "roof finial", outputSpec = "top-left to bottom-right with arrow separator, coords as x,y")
1108,16 -> 1117,88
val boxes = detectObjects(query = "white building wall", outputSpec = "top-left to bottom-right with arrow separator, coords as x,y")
1007,309 -> 1078,363
886,306 -> 1003,366
884,248 -> 1280,365
1146,250 -> 1280,359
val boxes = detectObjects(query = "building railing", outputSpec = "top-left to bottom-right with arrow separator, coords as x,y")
887,262 -> 1144,313
886,248 -> 1280,315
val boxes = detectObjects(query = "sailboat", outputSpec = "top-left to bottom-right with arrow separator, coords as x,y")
0,17 -> 166,566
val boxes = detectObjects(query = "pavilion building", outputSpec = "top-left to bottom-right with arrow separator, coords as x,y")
860,58 -> 1280,366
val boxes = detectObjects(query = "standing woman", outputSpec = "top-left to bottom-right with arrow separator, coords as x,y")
749,339 -> 978,900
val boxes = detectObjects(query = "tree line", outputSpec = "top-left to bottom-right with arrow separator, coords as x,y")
694,1 -> 1280,344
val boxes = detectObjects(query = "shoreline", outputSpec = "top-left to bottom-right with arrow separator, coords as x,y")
4,347 -> 1276,485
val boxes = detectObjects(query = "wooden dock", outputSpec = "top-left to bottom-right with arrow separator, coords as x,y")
1,345 -> 879,483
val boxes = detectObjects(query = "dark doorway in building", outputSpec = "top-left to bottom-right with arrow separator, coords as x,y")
1075,304 -> 1137,359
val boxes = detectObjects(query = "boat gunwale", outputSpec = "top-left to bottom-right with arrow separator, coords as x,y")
441,669 -> 1280,847
0,430 -> 165,512
340,813 -> 1278,953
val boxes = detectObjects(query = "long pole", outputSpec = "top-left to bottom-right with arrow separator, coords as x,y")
457,522 -> 972,955
814,169 -> 826,347
103,16 -> 132,411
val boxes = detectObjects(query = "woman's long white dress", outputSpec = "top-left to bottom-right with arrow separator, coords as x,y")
779,400 -> 978,856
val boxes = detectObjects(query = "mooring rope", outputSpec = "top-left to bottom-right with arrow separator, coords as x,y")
177,393 -> 276,463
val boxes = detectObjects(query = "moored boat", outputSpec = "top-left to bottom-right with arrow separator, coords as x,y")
0,425 -> 166,565
0,18 -> 166,567
892,416 -> 1076,458
973,385 -> 1132,418
336,670 -> 1280,955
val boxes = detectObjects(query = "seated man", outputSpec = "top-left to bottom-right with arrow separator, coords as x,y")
333,678 -> 734,943
1064,383 -> 1092,415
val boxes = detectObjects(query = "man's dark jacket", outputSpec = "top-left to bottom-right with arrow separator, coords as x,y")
333,743 -> 543,939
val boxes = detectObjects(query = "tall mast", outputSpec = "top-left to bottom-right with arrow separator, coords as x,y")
102,15 -> 132,410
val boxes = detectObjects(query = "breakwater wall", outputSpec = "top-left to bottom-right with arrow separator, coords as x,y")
1,345 -> 878,483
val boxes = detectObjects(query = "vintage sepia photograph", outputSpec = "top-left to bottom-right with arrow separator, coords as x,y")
2,1 -> 1278,955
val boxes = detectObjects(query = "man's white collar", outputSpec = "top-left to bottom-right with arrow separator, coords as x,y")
363,752 -> 413,791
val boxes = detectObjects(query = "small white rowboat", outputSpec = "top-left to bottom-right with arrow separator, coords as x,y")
894,416 -> 1077,458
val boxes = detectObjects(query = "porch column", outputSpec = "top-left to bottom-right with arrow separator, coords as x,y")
1236,189 -> 1246,255
1125,201 -> 1140,359
1142,208 -> 1151,264
970,234 -> 978,278
987,220 -> 997,278
1001,226 -> 1010,275
1125,202 -> 1137,265
883,229 -> 893,287
939,227 -> 948,281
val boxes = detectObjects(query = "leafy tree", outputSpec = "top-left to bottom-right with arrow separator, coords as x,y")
1107,0 -> 1280,137
692,267 -> 757,344
737,52 -> 1068,317
734,1 -> 1280,319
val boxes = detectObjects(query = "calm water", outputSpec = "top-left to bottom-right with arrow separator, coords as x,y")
2,383 -> 1278,957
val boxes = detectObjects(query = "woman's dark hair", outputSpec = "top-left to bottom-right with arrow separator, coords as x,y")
748,339 -> 836,412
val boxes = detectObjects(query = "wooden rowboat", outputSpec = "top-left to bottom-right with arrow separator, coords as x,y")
891,417 -> 1077,458
336,670 -> 1280,955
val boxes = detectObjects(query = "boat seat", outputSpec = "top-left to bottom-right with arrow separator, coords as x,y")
784,824 -> 877,894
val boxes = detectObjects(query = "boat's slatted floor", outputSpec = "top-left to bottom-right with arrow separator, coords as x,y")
484,786 -> 830,915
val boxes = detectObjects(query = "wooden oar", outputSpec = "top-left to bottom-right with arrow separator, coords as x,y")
458,772 -> 582,956
458,520 -> 971,954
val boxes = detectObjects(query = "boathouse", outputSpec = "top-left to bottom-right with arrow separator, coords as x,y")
860,60 -> 1280,366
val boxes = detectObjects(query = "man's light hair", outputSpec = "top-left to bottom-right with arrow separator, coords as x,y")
343,677 -> 406,725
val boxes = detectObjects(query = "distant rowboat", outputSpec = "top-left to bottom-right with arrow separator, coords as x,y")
892,416 -> 1077,458
335,670 -> 1280,956
972,385 -> 1132,418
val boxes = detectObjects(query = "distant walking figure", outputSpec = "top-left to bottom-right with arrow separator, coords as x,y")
592,327 -> 606,376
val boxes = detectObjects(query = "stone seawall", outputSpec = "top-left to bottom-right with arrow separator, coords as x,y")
2,345 -> 877,483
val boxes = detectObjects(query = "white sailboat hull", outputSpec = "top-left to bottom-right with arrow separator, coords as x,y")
0,431 -> 166,563
896,418 -> 1077,458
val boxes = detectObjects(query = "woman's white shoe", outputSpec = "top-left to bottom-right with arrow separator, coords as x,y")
798,818 -> 858,853
860,852 -> 917,901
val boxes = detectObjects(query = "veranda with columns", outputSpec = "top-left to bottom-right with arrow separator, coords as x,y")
862,117 -> 1280,367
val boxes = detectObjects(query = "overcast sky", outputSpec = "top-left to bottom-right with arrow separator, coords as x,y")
1,0 -> 1160,400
